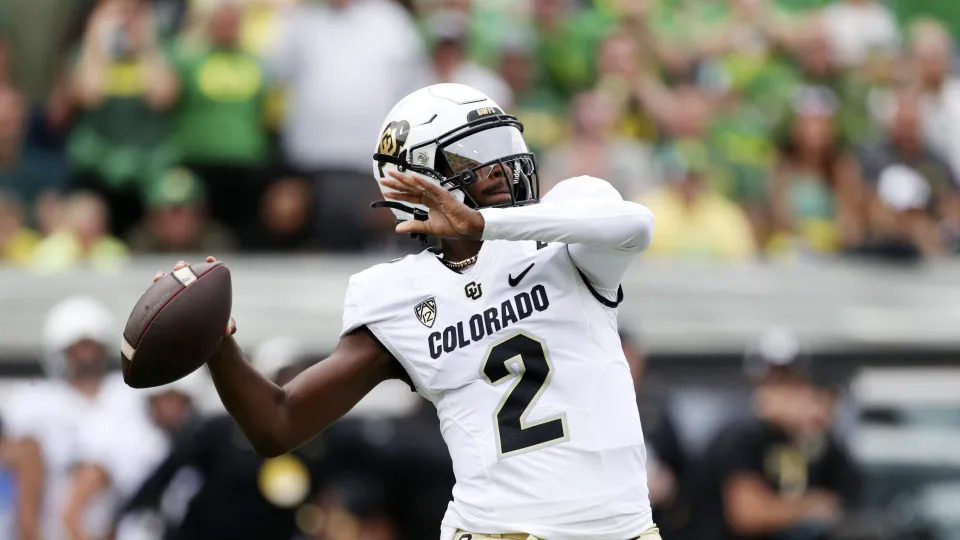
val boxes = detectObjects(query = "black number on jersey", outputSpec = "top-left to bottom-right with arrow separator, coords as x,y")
482,332 -> 568,458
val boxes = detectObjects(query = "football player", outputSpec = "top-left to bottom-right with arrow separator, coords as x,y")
156,83 -> 659,540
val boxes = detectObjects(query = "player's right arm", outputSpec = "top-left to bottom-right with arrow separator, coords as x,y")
208,330 -> 398,457
157,259 -> 404,458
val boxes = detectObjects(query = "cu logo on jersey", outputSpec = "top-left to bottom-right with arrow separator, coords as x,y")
414,298 -> 437,328
464,281 -> 483,300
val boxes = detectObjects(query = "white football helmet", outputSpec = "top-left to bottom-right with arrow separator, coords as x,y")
41,295 -> 116,377
372,83 -> 539,223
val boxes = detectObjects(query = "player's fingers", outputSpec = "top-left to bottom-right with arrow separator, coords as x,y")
395,220 -> 428,235
379,178 -> 410,193
152,271 -> 165,283
382,191 -> 422,204
173,260 -> 188,271
410,174 -> 448,198
225,317 -> 237,337
205,256 -> 217,263
387,169 -> 419,189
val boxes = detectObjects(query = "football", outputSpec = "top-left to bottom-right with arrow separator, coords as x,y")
121,261 -> 232,388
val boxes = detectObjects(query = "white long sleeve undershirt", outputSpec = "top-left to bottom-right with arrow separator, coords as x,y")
479,176 -> 655,294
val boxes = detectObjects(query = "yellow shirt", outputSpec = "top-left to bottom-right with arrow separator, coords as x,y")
641,188 -> 757,261
1,228 -> 41,266
31,231 -> 129,273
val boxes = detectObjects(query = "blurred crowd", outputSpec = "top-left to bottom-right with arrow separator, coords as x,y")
0,296 -> 882,540
0,0 -> 959,270
0,295 -> 455,540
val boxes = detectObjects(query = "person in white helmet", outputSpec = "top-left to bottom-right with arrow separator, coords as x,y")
64,372 -> 204,540
154,83 -> 659,540
3,296 -> 141,540
118,338 -> 318,540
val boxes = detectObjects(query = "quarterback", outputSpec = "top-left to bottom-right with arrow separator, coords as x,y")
157,84 -> 658,539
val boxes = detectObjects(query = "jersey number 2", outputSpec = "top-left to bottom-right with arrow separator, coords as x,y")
482,333 -> 569,458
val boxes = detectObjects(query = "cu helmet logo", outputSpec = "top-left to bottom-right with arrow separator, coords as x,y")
378,120 -> 410,157
464,281 -> 483,300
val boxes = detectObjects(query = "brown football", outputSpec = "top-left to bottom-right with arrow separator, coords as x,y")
121,261 -> 232,388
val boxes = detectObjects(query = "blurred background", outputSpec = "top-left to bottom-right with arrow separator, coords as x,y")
0,0 -> 959,538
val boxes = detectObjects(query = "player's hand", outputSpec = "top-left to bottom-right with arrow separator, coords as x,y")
153,256 -> 237,337
801,490 -> 842,524
380,170 -> 485,240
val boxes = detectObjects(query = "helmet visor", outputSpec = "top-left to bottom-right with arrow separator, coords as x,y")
440,126 -> 529,175
438,126 -> 538,206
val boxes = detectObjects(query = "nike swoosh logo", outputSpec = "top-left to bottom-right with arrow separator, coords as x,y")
508,263 -> 535,287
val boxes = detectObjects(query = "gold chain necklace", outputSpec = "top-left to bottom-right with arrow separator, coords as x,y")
439,254 -> 478,270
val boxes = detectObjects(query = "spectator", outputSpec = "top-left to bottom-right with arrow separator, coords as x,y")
498,38 -> 566,155
119,338 -> 325,540
3,296 -> 141,540
34,190 -> 66,237
858,89 -> 960,256
0,0 -> 82,123
0,64 -> 70,207
63,374 -> 202,540
0,0 -> 82,203
706,86 -> 778,246
690,328 -> 860,540
31,190 -> 129,272
621,329 -> 689,539
530,0 -> 616,99
426,11 -> 512,109
819,0 -> 900,69
241,175 -> 315,252
172,0 -> 270,231
786,26 -> 879,148
312,477 -> 398,540
267,0 -> 428,251
770,87 -> 864,255
908,18 -> 960,180
0,192 -> 40,266
68,0 -> 179,236
541,90 -> 658,200
127,167 -> 237,254
594,28 -> 659,143
643,144 -> 757,261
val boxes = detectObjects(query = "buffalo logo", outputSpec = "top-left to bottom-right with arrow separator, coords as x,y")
379,120 -> 411,157
414,298 -> 437,328
464,281 -> 483,300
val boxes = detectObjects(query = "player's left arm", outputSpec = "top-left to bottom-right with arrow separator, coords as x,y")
384,172 -> 654,290
483,175 -> 654,290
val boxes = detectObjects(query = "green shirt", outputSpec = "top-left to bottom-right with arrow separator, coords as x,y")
709,103 -> 777,204
536,7 -> 617,98
172,44 -> 269,166
67,58 -> 177,189
891,0 -> 960,38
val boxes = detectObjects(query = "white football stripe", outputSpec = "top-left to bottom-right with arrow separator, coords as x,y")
121,337 -> 136,361
173,266 -> 198,287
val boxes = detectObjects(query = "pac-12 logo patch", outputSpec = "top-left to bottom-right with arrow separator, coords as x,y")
414,297 -> 437,328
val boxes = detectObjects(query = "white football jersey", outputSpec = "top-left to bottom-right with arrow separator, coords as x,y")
3,372 -> 145,539
342,238 -> 653,539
